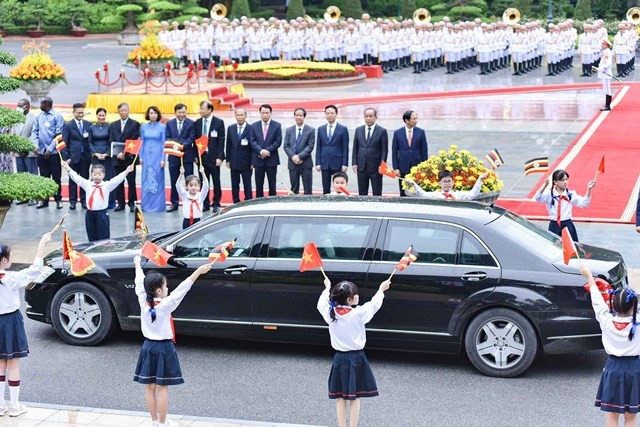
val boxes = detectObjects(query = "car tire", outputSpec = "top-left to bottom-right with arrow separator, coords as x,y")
464,308 -> 538,378
50,282 -> 118,346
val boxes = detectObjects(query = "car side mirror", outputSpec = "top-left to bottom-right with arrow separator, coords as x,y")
166,257 -> 186,268
165,243 -> 174,253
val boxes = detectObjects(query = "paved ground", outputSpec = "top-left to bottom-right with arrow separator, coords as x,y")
0,36 -> 639,427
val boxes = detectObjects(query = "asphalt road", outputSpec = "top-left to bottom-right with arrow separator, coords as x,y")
19,296 -> 609,427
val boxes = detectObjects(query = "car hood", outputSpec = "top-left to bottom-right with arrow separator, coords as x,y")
552,243 -> 626,285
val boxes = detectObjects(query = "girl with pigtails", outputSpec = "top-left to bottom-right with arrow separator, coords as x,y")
317,278 -> 391,427
581,264 -> 640,427
132,255 -> 211,427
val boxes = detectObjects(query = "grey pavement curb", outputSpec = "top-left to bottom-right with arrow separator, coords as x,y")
21,401 -> 326,427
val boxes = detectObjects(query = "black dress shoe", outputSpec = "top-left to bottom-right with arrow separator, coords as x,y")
202,205 -> 210,212
166,206 -> 179,212
130,206 -> 136,213
212,206 -> 220,213
28,200 -> 37,206
81,203 -> 87,209
56,201 -> 63,209
69,204 -> 76,210
15,201 -> 27,205
114,205 -> 125,212
36,202 -> 49,209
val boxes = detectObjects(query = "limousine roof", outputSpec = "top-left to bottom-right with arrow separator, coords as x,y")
221,195 -> 509,224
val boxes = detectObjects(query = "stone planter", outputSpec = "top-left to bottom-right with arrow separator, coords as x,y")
475,191 -> 501,204
26,29 -> 44,38
147,61 -> 168,75
21,80 -> 60,104
70,28 -> 88,37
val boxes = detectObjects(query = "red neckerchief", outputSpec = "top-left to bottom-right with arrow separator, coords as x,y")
88,186 -> 104,211
335,307 -> 352,316
189,199 -> 200,226
613,321 -> 630,331
443,192 -> 455,200
148,300 -> 176,343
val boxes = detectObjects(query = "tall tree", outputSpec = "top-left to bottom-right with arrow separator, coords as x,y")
574,0 -> 593,20
343,0 -> 364,18
400,0 -> 417,18
286,0 -> 305,20
231,0 -> 251,18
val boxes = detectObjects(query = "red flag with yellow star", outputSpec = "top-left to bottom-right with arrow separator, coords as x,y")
208,238 -> 236,263
141,241 -> 172,267
300,242 -> 323,273
124,139 -> 142,155
378,160 -> 397,179
395,245 -> 419,271
195,135 -> 208,157
562,228 -> 577,265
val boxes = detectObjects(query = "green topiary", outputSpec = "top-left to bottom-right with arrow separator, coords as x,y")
286,0 -> 305,21
400,0 -> 417,19
574,0 -> 593,20
343,0 -> 363,19
0,173 -> 59,202
231,0 -> 252,18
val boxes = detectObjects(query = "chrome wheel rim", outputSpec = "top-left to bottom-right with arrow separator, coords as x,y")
475,318 -> 526,370
57,291 -> 102,338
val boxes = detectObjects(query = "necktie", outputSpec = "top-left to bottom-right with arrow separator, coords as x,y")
366,126 -> 372,143
152,301 -> 176,343
328,125 -> 333,140
121,120 -> 125,133
263,122 -> 268,140
443,192 -> 455,200
556,195 -> 569,228
88,186 -> 104,210
237,126 -> 242,137
189,199 -> 201,225
178,121 -> 183,134
203,118 -> 208,136
408,128 -> 413,147
78,121 -> 83,134
295,128 -> 302,153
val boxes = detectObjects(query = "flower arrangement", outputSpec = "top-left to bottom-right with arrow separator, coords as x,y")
215,60 -> 363,80
403,145 -> 504,193
9,41 -> 67,84
127,34 -> 175,63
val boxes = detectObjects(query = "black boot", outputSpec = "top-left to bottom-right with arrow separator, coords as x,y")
412,61 -> 421,74
446,61 -> 453,74
600,94 -> 612,111
580,64 -> 588,77
513,62 -> 521,76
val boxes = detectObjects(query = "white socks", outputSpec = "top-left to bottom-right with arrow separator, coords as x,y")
8,379 -> 20,408
0,375 -> 5,404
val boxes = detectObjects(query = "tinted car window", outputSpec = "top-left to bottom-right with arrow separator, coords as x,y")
173,217 -> 261,258
489,211 -> 561,260
268,216 -> 375,260
460,231 -> 497,267
383,220 -> 460,265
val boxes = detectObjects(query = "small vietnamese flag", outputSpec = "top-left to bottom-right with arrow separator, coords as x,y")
195,135 -> 208,157
598,155 -> 605,174
378,160 -> 397,179
124,139 -> 142,155
562,228 -> 577,265
300,242 -> 323,273
141,241 -> 172,267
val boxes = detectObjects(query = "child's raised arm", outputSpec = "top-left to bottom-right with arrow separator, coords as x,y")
534,176 -> 552,202
36,232 -> 52,260
586,179 -> 597,198
133,255 -> 145,298
580,263 -> 611,325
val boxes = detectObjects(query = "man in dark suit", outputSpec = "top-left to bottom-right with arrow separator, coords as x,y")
283,107 -> 315,195
250,104 -> 282,197
110,102 -> 140,212
226,108 -> 255,204
352,107 -> 388,196
61,103 -> 92,210
165,103 -> 196,212
315,104 -> 349,194
391,110 -> 428,196
195,101 -> 225,213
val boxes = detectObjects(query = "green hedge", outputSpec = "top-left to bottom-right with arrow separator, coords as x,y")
2,23 -> 121,35
252,8 -> 276,19
86,23 -> 123,33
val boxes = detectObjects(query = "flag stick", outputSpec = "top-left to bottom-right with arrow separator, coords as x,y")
320,266 -> 328,281
131,153 -> 138,167
388,267 -> 398,281
198,151 -> 202,168
594,170 -> 599,180
180,155 -> 183,168
280,181 -> 294,195
50,213 -> 68,234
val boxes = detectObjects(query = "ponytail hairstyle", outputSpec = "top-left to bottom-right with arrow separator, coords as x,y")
610,287 -> 639,341
143,271 -> 166,323
550,169 -> 569,206
328,281 -> 358,322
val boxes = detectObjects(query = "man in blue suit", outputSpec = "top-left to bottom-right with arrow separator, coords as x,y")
391,110 -> 429,196
226,108 -> 255,204
251,104 -> 282,197
315,105 -> 349,194
165,103 -> 196,212
61,103 -> 92,210
283,107 -> 315,195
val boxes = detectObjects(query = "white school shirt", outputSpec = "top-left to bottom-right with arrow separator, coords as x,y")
68,169 -> 129,211
135,268 -> 194,341
534,189 -> 590,221
176,176 -> 210,220
590,285 -> 640,357
406,179 -> 483,200
317,288 -> 384,352
0,257 -> 44,314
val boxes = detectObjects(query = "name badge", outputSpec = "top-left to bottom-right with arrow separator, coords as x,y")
211,130 -> 217,137
241,138 -> 248,146
44,121 -> 50,128
83,131 -> 89,138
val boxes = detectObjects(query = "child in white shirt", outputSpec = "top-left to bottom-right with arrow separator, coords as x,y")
176,166 -> 209,229
405,170 -> 489,200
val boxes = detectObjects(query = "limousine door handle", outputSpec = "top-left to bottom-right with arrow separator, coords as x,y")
461,272 -> 487,281
223,265 -> 248,275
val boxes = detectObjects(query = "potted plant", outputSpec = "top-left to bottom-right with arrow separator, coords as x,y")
0,0 -> 22,37
10,41 -> 68,104
127,33 -> 176,73
23,0 -> 47,38
101,0 -> 147,45
68,0 -> 90,37
0,37 -> 58,229
403,145 -> 504,203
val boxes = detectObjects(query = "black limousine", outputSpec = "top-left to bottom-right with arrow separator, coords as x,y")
25,196 -> 626,377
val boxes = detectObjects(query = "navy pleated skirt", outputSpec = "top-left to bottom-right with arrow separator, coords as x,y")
595,355 -> 640,413
328,350 -> 379,400
133,339 -> 184,386
548,219 -> 579,242
0,310 -> 29,360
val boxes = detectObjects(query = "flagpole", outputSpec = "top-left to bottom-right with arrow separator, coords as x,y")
280,181 -> 294,195
320,266 -> 328,281
594,170 -> 599,181
131,153 -> 138,167
388,267 -> 398,281
50,213 -> 68,234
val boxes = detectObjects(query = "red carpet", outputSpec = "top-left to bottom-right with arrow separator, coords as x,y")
497,84 -> 640,223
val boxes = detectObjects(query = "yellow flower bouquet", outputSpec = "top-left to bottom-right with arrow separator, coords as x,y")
127,34 -> 175,63
10,41 -> 67,83
403,145 -> 504,193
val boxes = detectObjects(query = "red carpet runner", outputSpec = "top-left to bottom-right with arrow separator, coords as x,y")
497,84 -> 640,223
